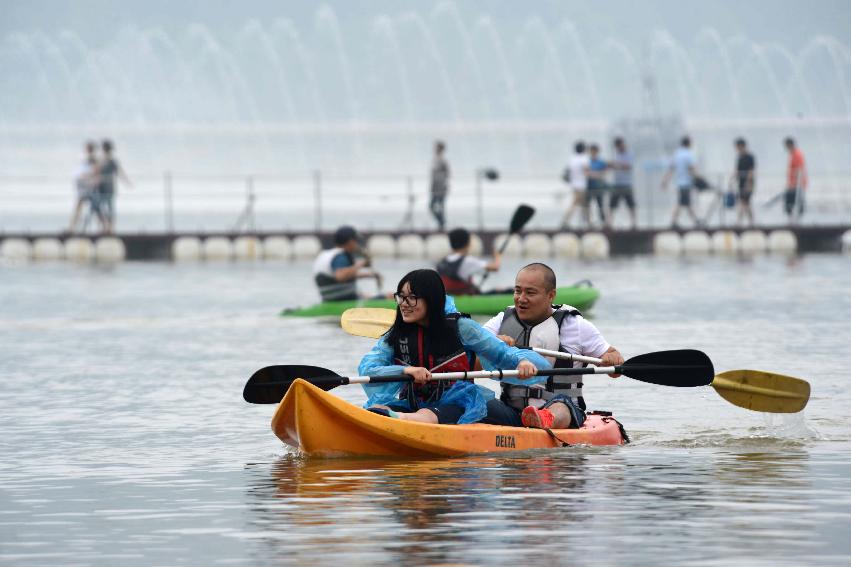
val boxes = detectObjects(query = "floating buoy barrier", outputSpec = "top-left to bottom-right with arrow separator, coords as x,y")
95,237 -> 126,262
396,234 -> 425,259
767,230 -> 797,254
366,234 -> 396,258
740,230 -> 768,254
523,233 -> 553,258
711,231 -> 739,255
33,238 -> 64,261
653,231 -> 682,255
469,234 -> 484,256
0,238 -> 32,261
552,233 -> 580,258
493,233 -> 523,257
262,236 -> 291,260
424,233 -> 450,260
64,237 -> 94,262
233,236 -> 262,260
203,237 -> 233,261
172,237 -> 202,261
291,235 -> 321,259
682,231 -> 711,255
580,232 -> 610,259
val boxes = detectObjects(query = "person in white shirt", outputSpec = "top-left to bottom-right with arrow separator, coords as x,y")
559,141 -> 591,229
435,228 -> 501,295
68,140 -> 102,233
480,263 -> 623,429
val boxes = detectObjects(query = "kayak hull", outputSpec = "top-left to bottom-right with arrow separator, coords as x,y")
281,285 -> 599,317
271,379 -> 626,458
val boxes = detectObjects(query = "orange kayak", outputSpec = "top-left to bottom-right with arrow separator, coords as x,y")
271,379 -> 628,457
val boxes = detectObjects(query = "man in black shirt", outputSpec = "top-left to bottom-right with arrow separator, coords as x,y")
730,138 -> 756,226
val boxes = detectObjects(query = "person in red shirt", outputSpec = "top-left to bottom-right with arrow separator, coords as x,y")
784,137 -> 807,221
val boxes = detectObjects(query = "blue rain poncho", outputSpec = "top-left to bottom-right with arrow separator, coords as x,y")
358,297 -> 552,423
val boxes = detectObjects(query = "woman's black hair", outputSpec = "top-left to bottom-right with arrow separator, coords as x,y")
385,269 -> 450,345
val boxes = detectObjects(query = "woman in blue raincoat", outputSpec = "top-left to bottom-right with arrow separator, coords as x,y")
358,268 -> 551,424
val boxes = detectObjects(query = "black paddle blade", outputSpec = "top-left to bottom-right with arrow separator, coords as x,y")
242,365 -> 340,404
621,349 -> 714,387
509,204 -> 535,233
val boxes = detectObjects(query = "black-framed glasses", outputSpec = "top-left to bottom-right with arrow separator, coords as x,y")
393,293 -> 420,307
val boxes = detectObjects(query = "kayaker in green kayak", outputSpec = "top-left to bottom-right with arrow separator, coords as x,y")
436,227 -> 501,295
480,262 -> 624,430
358,268 -> 551,424
312,225 -> 383,302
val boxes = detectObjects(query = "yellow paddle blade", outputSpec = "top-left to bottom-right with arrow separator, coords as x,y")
711,370 -> 810,413
340,307 -> 396,339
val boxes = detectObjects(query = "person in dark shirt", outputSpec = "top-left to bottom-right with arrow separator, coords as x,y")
730,138 -> 756,226
97,139 -> 133,234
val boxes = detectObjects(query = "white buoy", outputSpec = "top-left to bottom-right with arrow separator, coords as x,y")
396,234 -> 425,259
493,233 -> 523,257
263,236 -> 292,260
740,230 -> 767,254
711,231 -> 740,255
767,230 -> 797,254
469,234 -> 484,256
653,231 -> 682,256
366,234 -> 397,258
64,237 -> 94,262
682,231 -> 711,255
580,232 -> 610,259
233,236 -> 263,260
172,237 -> 202,261
1,238 -> 32,261
425,233 -> 451,260
32,238 -> 64,261
291,235 -> 322,259
523,233 -> 553,258
95,237 -> 126,262
842,230 -> 851,253
203,237 -> 234,261
552,233 -> 580,258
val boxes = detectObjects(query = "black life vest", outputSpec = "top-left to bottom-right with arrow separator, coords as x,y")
436,255 -> 480,295
392,313 -> 474,407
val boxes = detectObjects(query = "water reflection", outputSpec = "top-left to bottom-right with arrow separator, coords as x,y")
246,451 -> 596,563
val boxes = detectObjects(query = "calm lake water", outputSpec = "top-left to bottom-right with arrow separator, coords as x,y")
1,254 -> 850,565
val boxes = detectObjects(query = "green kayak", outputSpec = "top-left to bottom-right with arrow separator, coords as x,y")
281,283 -> 599,317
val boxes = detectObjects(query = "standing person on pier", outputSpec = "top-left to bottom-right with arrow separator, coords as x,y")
586,144 -> 610,228
560,141 -> 591,229
429,140 -> 450,231
68,140 -> 103,234
783,137 -> 807,222
313,226 -> 383,302
609,137 -> 637,229
730,138 -> 757,226
661,136 -> 702,228
96,139 -> 133,234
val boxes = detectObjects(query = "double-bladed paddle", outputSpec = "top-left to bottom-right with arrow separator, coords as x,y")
480,204 -> 535,286
242,349 -> 714,404
339,306 -> 811,413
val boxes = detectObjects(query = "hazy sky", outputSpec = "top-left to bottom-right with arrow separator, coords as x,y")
3,0 -> 849,50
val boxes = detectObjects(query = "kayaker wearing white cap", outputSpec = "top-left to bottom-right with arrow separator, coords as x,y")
358,268 -> 551,425
480,263 -> 624,430
312,225 -> 382,302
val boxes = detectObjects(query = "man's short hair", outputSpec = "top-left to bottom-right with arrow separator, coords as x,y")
448,228 -> 470,250
680,136 -> 691,147
334,225 -> 359,246
735,137 -> 746,147
784,136 -> 795,147
613,137 -> 624,147
574,141 -> 586,153
520,262 -> 557,291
